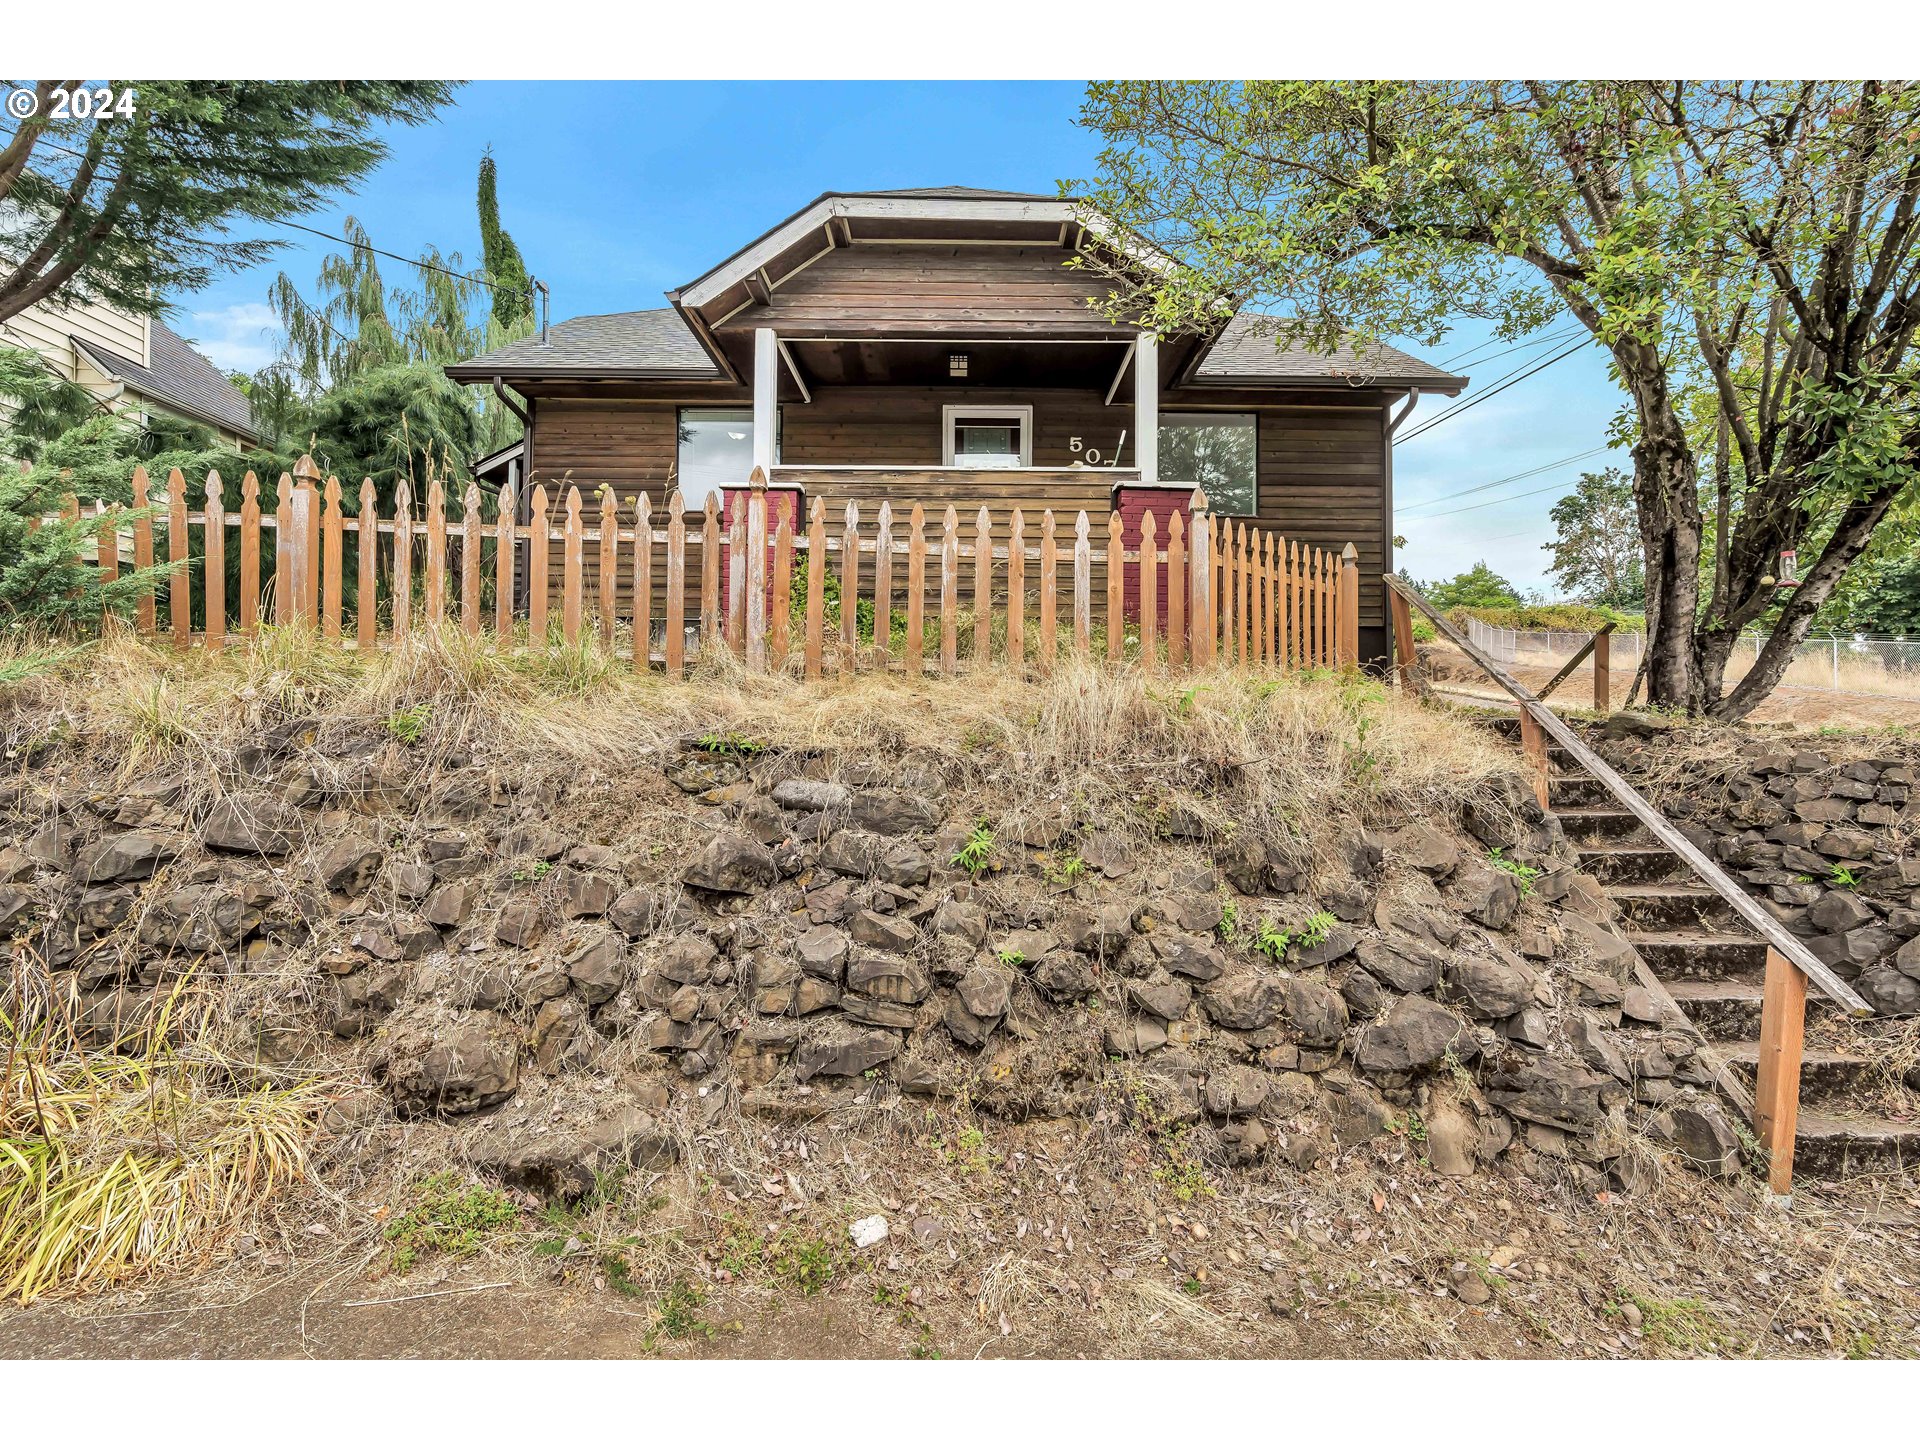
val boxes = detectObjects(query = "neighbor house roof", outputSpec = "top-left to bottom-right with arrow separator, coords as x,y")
1192,314 -> 1464,389
72,320 -> 257,442
444,308 -> 723,381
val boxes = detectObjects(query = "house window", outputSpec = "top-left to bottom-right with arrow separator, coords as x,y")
1161,412 -> 1257,515
676,408 -> 774,502
943,405 -> 1032,469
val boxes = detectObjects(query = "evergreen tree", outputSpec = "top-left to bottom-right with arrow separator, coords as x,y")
0,82 -> 457,327
0,347 -> 100,463
477,149 -> 531,328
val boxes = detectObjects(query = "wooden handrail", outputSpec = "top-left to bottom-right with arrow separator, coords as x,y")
1385,574 -> 1869,1016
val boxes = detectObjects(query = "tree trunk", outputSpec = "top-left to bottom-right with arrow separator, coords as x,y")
1706,485 -> 1908,721
1624,363 -> 1706,711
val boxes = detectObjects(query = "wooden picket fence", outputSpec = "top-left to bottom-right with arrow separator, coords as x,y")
66,456 -> 1361,678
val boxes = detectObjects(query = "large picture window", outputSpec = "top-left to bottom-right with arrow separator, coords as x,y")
1161,412 -> 1257,515
675,408 -> 759,502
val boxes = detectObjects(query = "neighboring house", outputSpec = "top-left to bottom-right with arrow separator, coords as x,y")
1,294 -> 257,450
446,186 -> 1464,663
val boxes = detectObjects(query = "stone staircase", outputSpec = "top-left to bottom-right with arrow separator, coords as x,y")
1550,761 -> 1920,1179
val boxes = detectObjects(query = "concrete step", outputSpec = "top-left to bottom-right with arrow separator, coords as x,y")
1610,884 -> 1740,930
1556,807 -> 1648,844
1792,1108 -> 1920,1179
1716,1039 -> 1880,1103
1629,930 -> 1771,984
1549,774 -> 1612,808
1663,976 -> 1848,1039
1577,844 -> 1689,885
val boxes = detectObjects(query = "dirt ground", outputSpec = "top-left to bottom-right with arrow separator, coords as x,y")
4,1110 -> 1918,1361
1425,643 -> 1920,730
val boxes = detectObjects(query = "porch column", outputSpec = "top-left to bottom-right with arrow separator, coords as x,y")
1135,332 -> 1159,485
752,326 -> 778,473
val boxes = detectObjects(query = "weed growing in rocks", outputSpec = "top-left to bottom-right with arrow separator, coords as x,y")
952,821 -> 996,877
385,703 -> 432,745
382,1172 -> 519,1274
0,973 -> 329,1304
1486,848 -> 1541,896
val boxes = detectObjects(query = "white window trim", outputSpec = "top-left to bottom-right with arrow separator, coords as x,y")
942,404 -> 1034,468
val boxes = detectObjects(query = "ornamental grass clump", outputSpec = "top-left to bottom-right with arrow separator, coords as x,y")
0,976 -> 333,1305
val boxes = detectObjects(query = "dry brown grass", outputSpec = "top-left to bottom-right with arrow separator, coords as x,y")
14,624 -> 1524,882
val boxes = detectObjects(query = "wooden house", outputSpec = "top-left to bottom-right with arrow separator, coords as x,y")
446,186 -> 1463,664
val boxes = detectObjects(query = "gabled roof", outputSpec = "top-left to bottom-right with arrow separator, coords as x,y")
445,186 -> 1465,394
445,308 -> 721,381
669,188 -> 1089,310
853,186 -> 1058,201
72,320 -> 258,442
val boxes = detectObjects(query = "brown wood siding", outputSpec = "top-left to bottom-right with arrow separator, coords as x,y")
527,398 -> 682,500
783,386 -> 1140,469
717,244 -> 1122,336
1161,393 -> 1391,647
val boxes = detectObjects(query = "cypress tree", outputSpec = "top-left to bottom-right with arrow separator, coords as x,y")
477,149 -> 532,327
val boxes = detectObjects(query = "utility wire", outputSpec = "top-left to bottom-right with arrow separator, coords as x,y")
1436,323 -> 1582,372
1395,335 -> 1595,444
1407,474 -> 1585,519
1397,444 -> 1610,512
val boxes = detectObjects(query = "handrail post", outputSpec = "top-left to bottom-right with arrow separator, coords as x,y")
1753,947 -> 1808,1199
1388,584 -> 1418,694
1517,703 -> 1550,810
1593,626 -> 1612,713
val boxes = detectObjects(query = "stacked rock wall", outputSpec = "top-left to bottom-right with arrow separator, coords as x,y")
1,714 -> 1745,1197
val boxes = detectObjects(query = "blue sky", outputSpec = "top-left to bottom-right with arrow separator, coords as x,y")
173,80 -> 1620,595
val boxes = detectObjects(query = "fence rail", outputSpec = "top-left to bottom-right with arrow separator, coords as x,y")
48,457 -> 1362,678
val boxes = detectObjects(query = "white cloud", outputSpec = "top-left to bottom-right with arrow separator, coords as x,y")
178,302 -> 283,375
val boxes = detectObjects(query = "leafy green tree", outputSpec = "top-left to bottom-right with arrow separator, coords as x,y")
1070,81 -> 1920,718
267,214 -> 530,464
1825,552 -> 1920,637
477,149 -> 531,328
0,82 -> 456,326
1543,468 -> 1645,609
1427,562 -> 1522,609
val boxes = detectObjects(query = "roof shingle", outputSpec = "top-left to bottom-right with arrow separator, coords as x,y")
446,308 -> 720,379
72,321 -> 257,441
1195,314 -> 1464,388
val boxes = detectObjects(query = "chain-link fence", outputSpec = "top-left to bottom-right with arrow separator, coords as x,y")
1464,618 -> 1920,700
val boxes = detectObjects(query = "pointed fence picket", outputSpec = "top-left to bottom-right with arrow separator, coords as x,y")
50,456 -> 1364,681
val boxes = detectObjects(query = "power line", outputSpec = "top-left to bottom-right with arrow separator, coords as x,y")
0,127 -> 526,298
1436,323 -> 1582,372
1398,445 -> 1610,512
1395,335 -> 1595,444
1408,475 -> 1585,519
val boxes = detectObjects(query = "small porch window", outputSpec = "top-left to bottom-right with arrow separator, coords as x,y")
943,405 -> 1032,469
1162,412 -> 1258,515
676,407 -> 778,502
